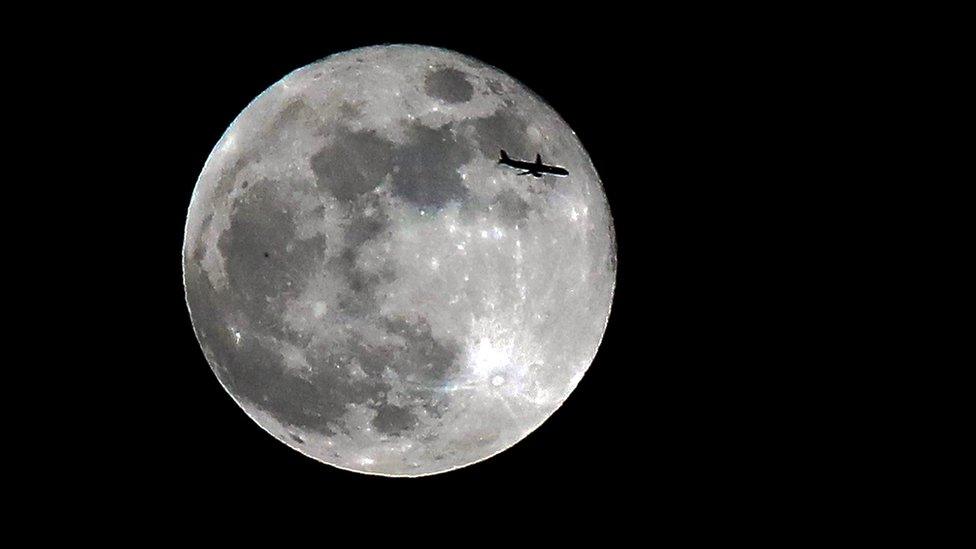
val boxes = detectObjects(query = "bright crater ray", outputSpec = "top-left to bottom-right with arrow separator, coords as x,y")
183,45 -> 615,476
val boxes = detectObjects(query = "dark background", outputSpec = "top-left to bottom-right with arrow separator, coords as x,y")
27,9 -> 934,535
97,21 -> 819,515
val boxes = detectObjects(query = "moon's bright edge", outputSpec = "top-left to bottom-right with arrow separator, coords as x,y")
183,45 -> 615,476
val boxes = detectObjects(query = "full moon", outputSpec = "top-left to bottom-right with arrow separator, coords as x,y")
183,45 -> 615,476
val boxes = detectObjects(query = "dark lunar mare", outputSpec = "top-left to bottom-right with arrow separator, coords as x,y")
311,102 -> 538,217
388,122 -> 473,210
311,128 -> 394,201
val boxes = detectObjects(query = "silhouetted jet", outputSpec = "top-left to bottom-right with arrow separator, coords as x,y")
498,150 -> 569,178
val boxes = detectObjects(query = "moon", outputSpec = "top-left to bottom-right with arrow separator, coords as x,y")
183,45 -> 615,476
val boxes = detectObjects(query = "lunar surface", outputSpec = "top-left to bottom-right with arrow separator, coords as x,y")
183,45 -> 615,476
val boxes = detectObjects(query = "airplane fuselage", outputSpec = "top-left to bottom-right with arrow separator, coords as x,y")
498,150 -> 569,178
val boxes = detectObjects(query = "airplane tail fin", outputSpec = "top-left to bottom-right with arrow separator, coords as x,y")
499,149 -> 509,162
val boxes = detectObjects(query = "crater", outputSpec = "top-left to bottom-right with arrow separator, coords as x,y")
424,67 -> 474,103
486,79 -> 505,95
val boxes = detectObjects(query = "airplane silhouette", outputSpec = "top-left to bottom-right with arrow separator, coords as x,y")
498,150 -> 569,178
